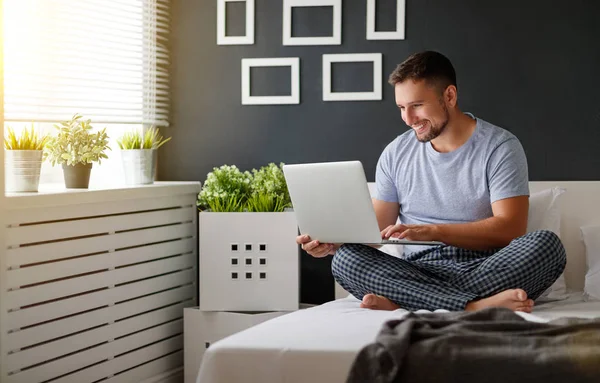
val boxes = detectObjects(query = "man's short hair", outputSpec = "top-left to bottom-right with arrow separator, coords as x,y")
388,51 -> 457,94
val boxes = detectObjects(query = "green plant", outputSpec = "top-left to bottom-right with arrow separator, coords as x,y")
197,165 -> 252,212
4,125 -> 50,150
44,114 -> 111,166
246,163 -> 291,212
197,163 -> 292,213
116,127 -> 171,150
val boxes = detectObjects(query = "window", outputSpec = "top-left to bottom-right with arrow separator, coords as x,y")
3,0 -> 170,187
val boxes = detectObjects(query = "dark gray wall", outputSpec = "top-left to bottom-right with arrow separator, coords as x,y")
162,0 -> 600,304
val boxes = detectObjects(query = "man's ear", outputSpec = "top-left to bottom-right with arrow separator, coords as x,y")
444,85 -> 458,108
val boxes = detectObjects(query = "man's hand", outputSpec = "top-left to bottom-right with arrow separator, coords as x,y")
382,223 -> 439,242
296,234 -> 340,258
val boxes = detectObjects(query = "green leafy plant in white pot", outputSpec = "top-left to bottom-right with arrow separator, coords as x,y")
196,163 -> 298,312
4,125 -> 50,192
44,114 -> 111,189
116,127 -> 171,185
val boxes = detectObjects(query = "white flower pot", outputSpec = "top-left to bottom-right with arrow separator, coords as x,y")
199,211 -> 299,311
5,150 -> 43,192
121,149 -> 156,185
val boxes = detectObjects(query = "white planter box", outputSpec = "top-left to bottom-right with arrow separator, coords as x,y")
199,211 -> 299,311
184,307 -> 288,383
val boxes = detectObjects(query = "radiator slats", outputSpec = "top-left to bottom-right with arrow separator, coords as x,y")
6,320 -> 183,383
7,253 -> 195,309
7,269 -> 195,329
5,194 -> 193,225
7,285 -> 195,351
101,352 -> 183,383
7,238 -> 195,288
52,338 -> 183,383
7,222 -> 195,267
7,300 -> 192,371
2,185 -> 198,383
7,207 -> 194,247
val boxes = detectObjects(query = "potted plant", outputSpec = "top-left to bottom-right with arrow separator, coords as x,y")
197,163 -> 292,212
197,163 -> 299,312
44,114 -> 111,189
116,127 -> 171,185
4,125 -> 50,192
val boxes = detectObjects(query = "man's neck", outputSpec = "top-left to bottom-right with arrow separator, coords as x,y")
430,111 -> 477,153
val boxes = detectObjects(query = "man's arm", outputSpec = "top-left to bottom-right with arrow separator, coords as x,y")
369,199 -> 401,249
373,198 -> 400,230
386,195 -> 529,250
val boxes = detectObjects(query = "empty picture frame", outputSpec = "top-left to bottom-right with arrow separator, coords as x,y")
366,0 -> 405,40
322,53 -> 383,102
241,57 -> 300,105
283,0 -> 342,46
217,0 -> 255,45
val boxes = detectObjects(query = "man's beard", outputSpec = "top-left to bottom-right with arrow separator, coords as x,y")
415,104 -> 449,142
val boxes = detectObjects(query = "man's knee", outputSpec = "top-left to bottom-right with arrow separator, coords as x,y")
523,229 -> 567,267
331,244 -> 369,280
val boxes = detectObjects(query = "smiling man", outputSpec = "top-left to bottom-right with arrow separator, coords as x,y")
297,51 -> 566,312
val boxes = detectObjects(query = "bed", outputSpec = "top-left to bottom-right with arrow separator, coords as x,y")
195,181 -> 600,383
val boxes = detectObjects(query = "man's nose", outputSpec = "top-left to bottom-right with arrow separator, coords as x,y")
404,110 -> 417,126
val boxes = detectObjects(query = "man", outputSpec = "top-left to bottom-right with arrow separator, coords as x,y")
297,51 -> 566,313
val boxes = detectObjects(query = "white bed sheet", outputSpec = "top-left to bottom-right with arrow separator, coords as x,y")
196,292 -> 600,383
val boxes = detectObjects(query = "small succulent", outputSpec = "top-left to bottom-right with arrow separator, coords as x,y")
4,124 -> 50,150
117,127 -> 171,150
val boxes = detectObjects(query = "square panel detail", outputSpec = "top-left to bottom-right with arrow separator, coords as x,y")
241,57 -> 300,105
245,243 -> 253,251
259,257 -> 267,266
231,243 -> 239,252
231,257 -> 239,266
323,53 -> 383,101
231,271 -> 239,280
245,272 -> 253,279
259,244 -> 267,252
283,0 -> 342,46
259,272 -> 267,280
217,0 -> 255,45
366,0 -> 405,40
245,257 -> 253,266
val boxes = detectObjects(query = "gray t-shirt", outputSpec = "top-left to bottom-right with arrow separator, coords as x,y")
375,114 -> 529,254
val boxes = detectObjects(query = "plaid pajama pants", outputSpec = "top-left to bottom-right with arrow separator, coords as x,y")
331,230 -> 566,311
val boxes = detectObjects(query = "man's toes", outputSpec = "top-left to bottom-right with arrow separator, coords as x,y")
516,306 -> 533,313
361,294 -> 376,307
524,299 -> 534,307
515,289 -> 528,301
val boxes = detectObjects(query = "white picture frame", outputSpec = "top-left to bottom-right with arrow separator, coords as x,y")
217,0 -> 255,45
322,53 -> 383,102
241,57 -> 300,105
283,0 -> 342,46
366,0 -> 405,40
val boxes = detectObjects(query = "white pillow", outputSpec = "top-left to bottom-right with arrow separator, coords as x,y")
581,224 -> 600,300
528,187 -> 567,300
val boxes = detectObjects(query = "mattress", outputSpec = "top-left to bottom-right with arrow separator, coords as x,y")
196,292 -> 600,383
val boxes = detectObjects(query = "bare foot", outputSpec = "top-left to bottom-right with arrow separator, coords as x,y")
465,289 -> 534,313
360,293 -> 400,311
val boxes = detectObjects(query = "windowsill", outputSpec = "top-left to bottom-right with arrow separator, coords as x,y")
5,181 -> 201,209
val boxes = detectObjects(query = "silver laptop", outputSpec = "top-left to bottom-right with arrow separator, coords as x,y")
282,160 -> 445,246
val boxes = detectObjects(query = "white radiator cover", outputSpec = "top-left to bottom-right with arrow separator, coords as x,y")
1,182 -> 200,383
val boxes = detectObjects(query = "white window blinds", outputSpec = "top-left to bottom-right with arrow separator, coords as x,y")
3,0 -> 170,127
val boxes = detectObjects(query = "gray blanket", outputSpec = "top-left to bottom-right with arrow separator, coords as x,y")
347,308 -> 600,383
